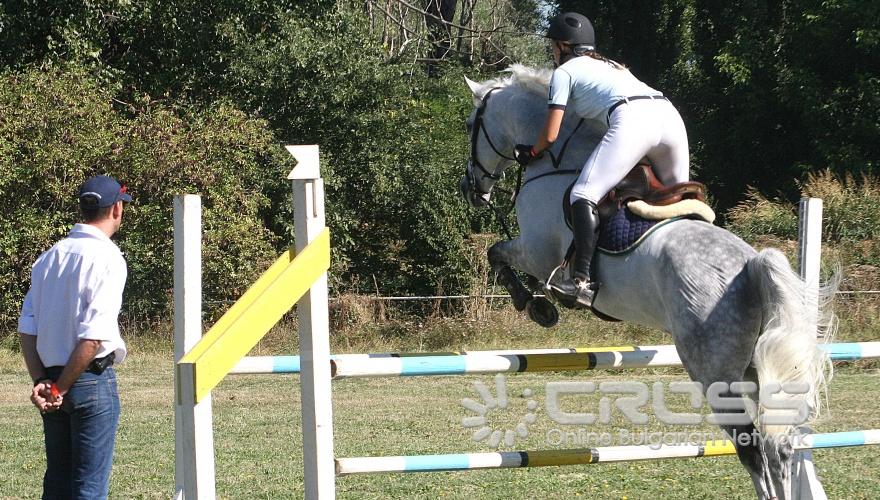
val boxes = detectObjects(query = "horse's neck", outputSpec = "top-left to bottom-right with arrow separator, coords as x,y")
494,87 -> 601,179
496,90 -> 543,144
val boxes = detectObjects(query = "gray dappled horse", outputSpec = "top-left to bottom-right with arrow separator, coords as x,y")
459,65 -> 835,499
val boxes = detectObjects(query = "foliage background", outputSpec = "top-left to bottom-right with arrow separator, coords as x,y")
1,0 -> 878,330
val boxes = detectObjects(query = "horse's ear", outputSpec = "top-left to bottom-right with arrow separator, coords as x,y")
465,77 -> 482,96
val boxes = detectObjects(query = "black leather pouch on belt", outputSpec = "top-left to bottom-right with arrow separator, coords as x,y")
87,352 -> 115,375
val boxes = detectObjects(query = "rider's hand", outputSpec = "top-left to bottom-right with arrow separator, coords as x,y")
514,144 -> 538,166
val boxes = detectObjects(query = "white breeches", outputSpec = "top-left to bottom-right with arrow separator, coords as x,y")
569,98 -> 690,204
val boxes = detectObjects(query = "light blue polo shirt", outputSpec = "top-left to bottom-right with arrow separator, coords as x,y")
548,56 -> 661,120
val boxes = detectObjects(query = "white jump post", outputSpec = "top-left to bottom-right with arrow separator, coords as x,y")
173,195 -> 216,499
288,145 -> 336,499
798,197 -> 823,331
795,197 -> 826,499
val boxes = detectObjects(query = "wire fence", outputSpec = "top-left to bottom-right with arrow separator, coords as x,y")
192,290 -> 880,305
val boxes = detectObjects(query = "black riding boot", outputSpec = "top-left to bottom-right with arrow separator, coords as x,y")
547,199 -> 600,307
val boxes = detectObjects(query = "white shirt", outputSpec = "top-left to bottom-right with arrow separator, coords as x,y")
18,223 -> 128,367
548,56 -> 660,120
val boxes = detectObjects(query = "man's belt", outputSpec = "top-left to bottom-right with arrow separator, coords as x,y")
44,352 -> 116,380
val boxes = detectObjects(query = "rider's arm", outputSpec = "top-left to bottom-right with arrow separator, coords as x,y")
533,68 -> 571,156
533,108 -> 565,154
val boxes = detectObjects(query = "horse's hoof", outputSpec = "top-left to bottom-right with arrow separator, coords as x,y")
526,297 -> 559,328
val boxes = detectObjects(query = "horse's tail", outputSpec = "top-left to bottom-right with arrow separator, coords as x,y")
747,248 -> 838,436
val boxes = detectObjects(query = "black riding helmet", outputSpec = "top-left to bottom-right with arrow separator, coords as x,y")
547,12 -> 595,51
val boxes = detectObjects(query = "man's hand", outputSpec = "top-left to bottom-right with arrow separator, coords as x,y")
513,144 -> 538,166
31,382 -> 62,413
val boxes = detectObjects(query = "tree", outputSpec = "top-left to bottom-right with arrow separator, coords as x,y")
362,0 -> 545,72
553,0 -> 880,210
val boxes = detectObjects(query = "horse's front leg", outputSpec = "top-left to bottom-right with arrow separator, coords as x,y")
489,239 -> 559,328
488,240 -> 531,311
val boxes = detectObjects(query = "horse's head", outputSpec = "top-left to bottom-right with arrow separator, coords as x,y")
460,65 -> 552,208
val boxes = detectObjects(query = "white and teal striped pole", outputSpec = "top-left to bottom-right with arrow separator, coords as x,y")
335,429 -> 880,475
227,342 -> 880,376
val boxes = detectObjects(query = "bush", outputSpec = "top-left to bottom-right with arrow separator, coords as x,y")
217,8 -> 486,298
802,170 -> 880,267
0,3 -> 521,332
725,170 -> 880,268
724,188 -> 799,241
0,66 -> 286,328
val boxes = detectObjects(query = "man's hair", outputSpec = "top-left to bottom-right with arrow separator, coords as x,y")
81,204 -> 114,223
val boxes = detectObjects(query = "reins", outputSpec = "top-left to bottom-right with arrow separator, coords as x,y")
512,117 -> 584,200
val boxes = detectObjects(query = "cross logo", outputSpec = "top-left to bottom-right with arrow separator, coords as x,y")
460,374 -> 539,447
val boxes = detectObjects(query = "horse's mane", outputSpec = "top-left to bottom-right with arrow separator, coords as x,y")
472,64 -> 551,102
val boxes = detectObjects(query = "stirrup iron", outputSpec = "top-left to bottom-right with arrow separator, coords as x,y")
543,264 -> 596,308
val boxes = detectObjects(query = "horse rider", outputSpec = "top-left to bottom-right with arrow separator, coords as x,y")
513,11 -> 691,307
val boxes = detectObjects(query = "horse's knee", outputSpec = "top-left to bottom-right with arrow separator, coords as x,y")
487,242 -> 507,268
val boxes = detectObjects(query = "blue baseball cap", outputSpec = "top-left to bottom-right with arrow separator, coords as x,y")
79,175 -> 132,208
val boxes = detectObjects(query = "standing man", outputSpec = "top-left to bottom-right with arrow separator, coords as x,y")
19,175 -> 131,499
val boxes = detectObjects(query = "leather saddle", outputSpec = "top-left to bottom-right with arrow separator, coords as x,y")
565,162 -> 706,227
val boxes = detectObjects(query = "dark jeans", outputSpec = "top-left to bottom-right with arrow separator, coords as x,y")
41,367 -> 120,500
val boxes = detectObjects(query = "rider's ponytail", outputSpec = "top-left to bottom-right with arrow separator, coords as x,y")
572,45 -> 625,70
559,42 -> 625,70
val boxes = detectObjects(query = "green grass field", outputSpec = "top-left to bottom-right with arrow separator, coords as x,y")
1,308 -> 878,499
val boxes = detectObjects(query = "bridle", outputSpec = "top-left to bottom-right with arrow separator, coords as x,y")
464,86 -> 588,235
465,87 -> 515,197
465,86 -> 586,200
463,85 -> 586,238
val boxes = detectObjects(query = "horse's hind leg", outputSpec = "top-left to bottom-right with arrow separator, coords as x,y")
691,363 -> 777,498
681,354 -> 780,498
716,411 -> 778,499
668,260 -> 790,498
488,240 -> 558,327
764,435 -> 794,500
743,367 -> 794,500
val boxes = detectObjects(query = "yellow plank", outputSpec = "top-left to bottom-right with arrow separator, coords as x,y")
180,249 -> 296,364
178,228 -> 330,403
702,440 -> 736,456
